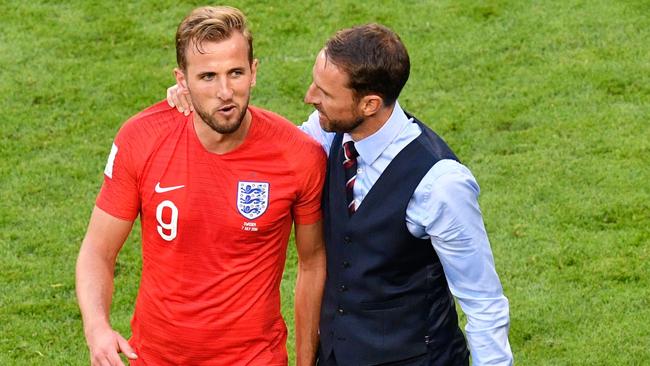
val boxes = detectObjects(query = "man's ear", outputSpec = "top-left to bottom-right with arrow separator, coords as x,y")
359,94 -> 383,117
174,67 -> 188,90
250,59 -> 259,88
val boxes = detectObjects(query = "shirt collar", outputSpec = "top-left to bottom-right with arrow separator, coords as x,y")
342,101 -> 411,165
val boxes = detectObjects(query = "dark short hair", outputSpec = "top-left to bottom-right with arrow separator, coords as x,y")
175,6 -> 253,70
324,23 -> 410,106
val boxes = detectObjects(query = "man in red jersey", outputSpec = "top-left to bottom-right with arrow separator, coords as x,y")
76,6 -> 326,366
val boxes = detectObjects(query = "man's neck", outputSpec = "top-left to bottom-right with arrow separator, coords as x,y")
349,104 -> 395,142
193,110 -> 252,154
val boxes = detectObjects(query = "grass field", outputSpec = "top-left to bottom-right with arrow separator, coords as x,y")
1,0 -> 649,365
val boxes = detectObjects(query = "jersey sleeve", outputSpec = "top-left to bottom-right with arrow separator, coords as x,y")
291,141 -> 327,225
95,123 -> 141,221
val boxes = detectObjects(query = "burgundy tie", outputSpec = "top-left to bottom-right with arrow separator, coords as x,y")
342,141 -> 359,215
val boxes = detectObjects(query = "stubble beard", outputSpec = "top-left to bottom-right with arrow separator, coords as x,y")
195,100 -> 249,135
320,113 -> 365,134
316,100 -> 365,134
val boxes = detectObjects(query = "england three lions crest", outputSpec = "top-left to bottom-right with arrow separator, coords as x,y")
237,181 -> 269,220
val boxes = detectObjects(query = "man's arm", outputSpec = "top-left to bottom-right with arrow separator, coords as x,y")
293,220 -> 327,366
76,206 -> 137,366
297,111 -> 335,156
166,84 -> 335,156
409,161 -> 513,365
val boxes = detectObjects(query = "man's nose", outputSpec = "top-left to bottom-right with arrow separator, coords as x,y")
304,83 -> 317,104
216,78 -> 234,100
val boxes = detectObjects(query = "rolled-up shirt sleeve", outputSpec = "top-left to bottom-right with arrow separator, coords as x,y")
407,159 -> 513,366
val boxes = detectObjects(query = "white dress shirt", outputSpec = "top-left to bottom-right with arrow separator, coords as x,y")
300,102 -> 513,365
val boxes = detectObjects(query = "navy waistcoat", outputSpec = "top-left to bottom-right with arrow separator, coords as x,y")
320,116 -> 469,365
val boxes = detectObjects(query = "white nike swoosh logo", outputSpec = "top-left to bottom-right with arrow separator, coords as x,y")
155,182 -> 185,193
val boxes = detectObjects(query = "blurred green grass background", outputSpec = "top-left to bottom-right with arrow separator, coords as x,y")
1,1 -> 649,364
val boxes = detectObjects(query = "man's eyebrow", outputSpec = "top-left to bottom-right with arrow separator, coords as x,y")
315,82 -> 331,97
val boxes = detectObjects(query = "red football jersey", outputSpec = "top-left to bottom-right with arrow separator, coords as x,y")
96,101 -> 326,365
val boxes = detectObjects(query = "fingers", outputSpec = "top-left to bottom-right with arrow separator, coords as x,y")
166,86 -> 176,108
91,355 -> 110,366
92,353 -> 125,366
106,352 -> 127,366
115,331 -> 138,360
166,85 -> 193,116
87,328 -> 133,366
180,91 -> 194,115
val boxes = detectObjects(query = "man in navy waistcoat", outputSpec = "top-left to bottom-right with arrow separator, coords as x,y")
300,24 -> 512,366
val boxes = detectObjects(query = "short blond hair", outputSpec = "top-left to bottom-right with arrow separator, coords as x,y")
175,6 -> 253,70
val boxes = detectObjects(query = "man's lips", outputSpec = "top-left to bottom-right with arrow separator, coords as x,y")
218,104 -> 236,112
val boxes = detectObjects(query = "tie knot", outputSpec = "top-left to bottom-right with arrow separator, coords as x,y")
343,141 -> 359,160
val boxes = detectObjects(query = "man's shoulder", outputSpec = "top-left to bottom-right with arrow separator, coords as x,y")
249,105 -> 296,134
249,105 -> 291,124
118,100 -> 184,141
250,106 -> 324,153
405,118 -> 459,163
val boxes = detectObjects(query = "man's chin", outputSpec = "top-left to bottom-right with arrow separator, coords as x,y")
202,117 -> 241,135
217,122 -> 243,134
318,116 -> 333,132
200,108 -> 249,134
319,123 -> 335,133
